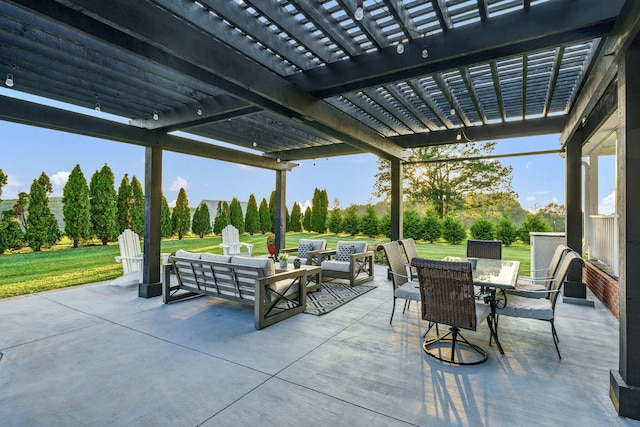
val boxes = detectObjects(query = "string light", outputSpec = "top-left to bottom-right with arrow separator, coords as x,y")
456,128 -> 475,142
354,1 -> 364,21
252,141 -> 257,147
396,40 -> 405,55
94,94 -> 101,113
450,108 -> 456,116
5,73 -> 14,87
197,107 -> 203,116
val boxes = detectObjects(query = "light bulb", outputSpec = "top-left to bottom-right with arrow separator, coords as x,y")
450,108 -> 456,116
5,73 -> 14,87
277,157 -> 281,163
396,41 -> 404,55
197,107 -> 203,116
95,103 -> 101,113
252,141 -> 257,147
421,48 -> 429,58
456,131 -> 462,141
152,111 -> 159,121
354,2 -> 364,21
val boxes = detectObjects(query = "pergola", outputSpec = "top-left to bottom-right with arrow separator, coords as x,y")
1,0 -> 639,419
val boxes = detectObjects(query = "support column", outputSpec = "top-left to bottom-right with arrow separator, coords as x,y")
589,154 -> 599,215
140,145 -> 162,298
274,169 -> 286,255
390,158 -> 403,241
610,34 -> 640,421
564,131 -> 588,300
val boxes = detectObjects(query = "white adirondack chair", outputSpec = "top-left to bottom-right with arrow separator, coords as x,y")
220,224 -> 253,256
113,229 -> 143,285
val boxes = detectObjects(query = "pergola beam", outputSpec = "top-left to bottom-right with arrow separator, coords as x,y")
0,95 -> 297,171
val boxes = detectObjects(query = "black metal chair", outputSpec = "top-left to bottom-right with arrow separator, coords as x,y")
466,239 -> 502,260
412,258 -> 491,365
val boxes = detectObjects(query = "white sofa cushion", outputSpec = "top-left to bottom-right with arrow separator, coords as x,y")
200,253 -> 232,263
230,255 -> 275,277
321,259 -> 351,273
175,250 -> 201,260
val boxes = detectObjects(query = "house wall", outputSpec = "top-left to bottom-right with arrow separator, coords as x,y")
583,260 -> 619,319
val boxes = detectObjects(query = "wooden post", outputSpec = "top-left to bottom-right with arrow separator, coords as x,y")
390,158 -> 403,241
140,145 -> 162,298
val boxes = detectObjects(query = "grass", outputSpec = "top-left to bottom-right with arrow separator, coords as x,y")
0,233 -> 531,299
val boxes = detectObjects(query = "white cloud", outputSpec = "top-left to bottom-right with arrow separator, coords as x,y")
526,195 -> 537,203
600,191 -> 615,215
169,176 -> 188,191
2,173 -> 25,199
168,199 -> 177,208
51,171 -> 70,196
526,161 -> 533,169
551,196 -> 559,204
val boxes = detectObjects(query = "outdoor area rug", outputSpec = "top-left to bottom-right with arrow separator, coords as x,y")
303,282 -> 377,315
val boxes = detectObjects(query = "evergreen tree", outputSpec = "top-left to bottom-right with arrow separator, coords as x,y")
289,202 -> 303,232
37,172 -> 53,195
420,211 -> 442,243
268,190 -> 276,232
378,210 -> 391,238
229,197 -> 244,232
303,205 -> 312,231
0,168 -> 6,199
327,207 -> 342,234
171,188 -> 191,240
62,164 -> 91,248
89,165 -> 118,245
258,197 -> 271,234
191,202 -> 212,238
116,173 -> 131,232
341,205 -> 360,236
25,178 -> 60,251
0,210 -> 23,254
310,188 -> 324,232
403,209 -> 422,240
470,218 -> 495,240
161,195 -> 173,238
213,201 -> 227,234
517,213 -> 552,244
129,176 -> 144,235
244,194 -> 260,235
496,214 -> 518,246
360,204 -> 379,237
442,216 -> 467,244
319,189 -> 329,233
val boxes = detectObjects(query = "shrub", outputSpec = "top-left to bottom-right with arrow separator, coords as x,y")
378,210 -> 391,238
403,209 -> 422,240
442,216 -> 467,244
360,205 -> 379,237
420,211 -> 442,243
517,213 -> 553,244
470,218 -> 495,240
496,215 -> 518,246
342,205 -> 360,236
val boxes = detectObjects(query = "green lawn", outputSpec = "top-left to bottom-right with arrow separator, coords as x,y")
0,233 -> 531,299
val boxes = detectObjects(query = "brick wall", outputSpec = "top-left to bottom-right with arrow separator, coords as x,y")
583,261 -> 619,319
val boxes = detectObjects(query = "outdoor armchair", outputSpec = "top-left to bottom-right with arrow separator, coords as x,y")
320,241 -> 374,287
280,239 -> 327,265
509,244 -> 571,298
219,224 -> 253,257
399,238 -> 420,280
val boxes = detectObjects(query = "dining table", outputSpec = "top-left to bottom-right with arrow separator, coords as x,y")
470,257 -> 520,355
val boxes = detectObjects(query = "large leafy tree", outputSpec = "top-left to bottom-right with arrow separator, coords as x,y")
229,197 -> 244,232
172,188 -> 191,239
25,178 -> 61,251
191,202 -> 212,238
62,164 -> 91,248
244,194 -> 260,235
539,202 -> 566,232
289,202 -> 303,232
374,143 -> 515,219
89,164 -> 118,245
258,197 -> 271,234
161,195 -> 173,238
116,173 -> 131,232
129,176 -> 144,235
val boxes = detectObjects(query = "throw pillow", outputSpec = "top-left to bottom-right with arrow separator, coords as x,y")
336,244 -> 355,262
298,242 -> 313,258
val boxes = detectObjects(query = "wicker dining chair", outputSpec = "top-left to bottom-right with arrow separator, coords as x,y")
378,241 -> 421,324
411,257 -> 491,365
466,239 -> 502,260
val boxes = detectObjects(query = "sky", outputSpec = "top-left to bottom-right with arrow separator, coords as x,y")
0,87 -> 616,214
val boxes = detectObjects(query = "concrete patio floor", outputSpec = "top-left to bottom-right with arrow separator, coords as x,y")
0,266 -> 636,426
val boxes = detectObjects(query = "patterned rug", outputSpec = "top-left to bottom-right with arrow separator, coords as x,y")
303,282 -> 377,315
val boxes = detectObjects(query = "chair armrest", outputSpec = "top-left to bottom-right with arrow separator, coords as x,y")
115,256 -> 143,262
517,275 -> 552,284
279,247 -> 299,255
219,243 -> 231,249
239,242 -> 254,249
